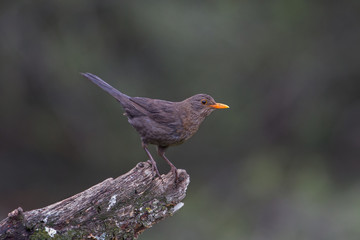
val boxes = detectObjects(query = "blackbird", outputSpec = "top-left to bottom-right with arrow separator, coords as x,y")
82,72 -> 229,181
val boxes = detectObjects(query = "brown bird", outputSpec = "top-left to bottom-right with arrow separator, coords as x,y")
82,72 -> 229,181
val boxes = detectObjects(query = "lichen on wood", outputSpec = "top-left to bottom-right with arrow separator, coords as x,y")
0,161 -> 190,240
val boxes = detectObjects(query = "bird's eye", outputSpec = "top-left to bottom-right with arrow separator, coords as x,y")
201,99 -> 207,105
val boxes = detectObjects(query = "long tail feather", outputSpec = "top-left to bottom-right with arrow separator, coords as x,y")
81,72 -> 130,103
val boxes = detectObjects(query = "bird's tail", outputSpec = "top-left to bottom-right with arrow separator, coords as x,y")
81,72 -> 130,104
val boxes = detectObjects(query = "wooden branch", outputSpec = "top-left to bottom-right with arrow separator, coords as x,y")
0,161 -> 190,240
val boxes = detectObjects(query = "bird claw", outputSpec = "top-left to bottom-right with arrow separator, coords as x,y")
150,162 -> 161,179
171,167 -> 178,183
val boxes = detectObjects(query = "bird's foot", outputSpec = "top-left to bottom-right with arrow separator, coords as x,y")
145,159 -> 161,179
153,168 -> 162,179
171,167 -> 178,183
150,161 -> 162,179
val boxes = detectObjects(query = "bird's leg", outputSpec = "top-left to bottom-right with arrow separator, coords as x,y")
142,142 -> 161,178
157,146 -> 178,182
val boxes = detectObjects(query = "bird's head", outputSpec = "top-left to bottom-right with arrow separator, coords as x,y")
186,94 -> 229,119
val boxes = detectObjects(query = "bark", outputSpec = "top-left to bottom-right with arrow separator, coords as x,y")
0,161 -> 190,240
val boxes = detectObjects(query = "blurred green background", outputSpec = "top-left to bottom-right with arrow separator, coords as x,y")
1,1 -> 360,239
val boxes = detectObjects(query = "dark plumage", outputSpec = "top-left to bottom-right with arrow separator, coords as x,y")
82,72 -> 229,181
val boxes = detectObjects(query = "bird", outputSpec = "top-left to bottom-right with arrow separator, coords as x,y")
81,72 -> 229,182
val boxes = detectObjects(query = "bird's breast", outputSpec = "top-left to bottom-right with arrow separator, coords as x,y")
128,116 -> 185,146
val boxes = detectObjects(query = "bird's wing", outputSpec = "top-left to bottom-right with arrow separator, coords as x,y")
129,97 -> 180,125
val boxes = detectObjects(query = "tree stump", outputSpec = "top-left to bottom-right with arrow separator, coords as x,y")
0,161 -> 190,240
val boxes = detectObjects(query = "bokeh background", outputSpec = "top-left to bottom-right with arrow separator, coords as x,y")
1,1 -> 360,239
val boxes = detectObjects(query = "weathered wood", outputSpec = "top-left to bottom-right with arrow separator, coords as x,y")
0,161 -> 190,240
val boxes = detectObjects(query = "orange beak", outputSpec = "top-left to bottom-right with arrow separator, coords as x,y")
209,102 -> 230,109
